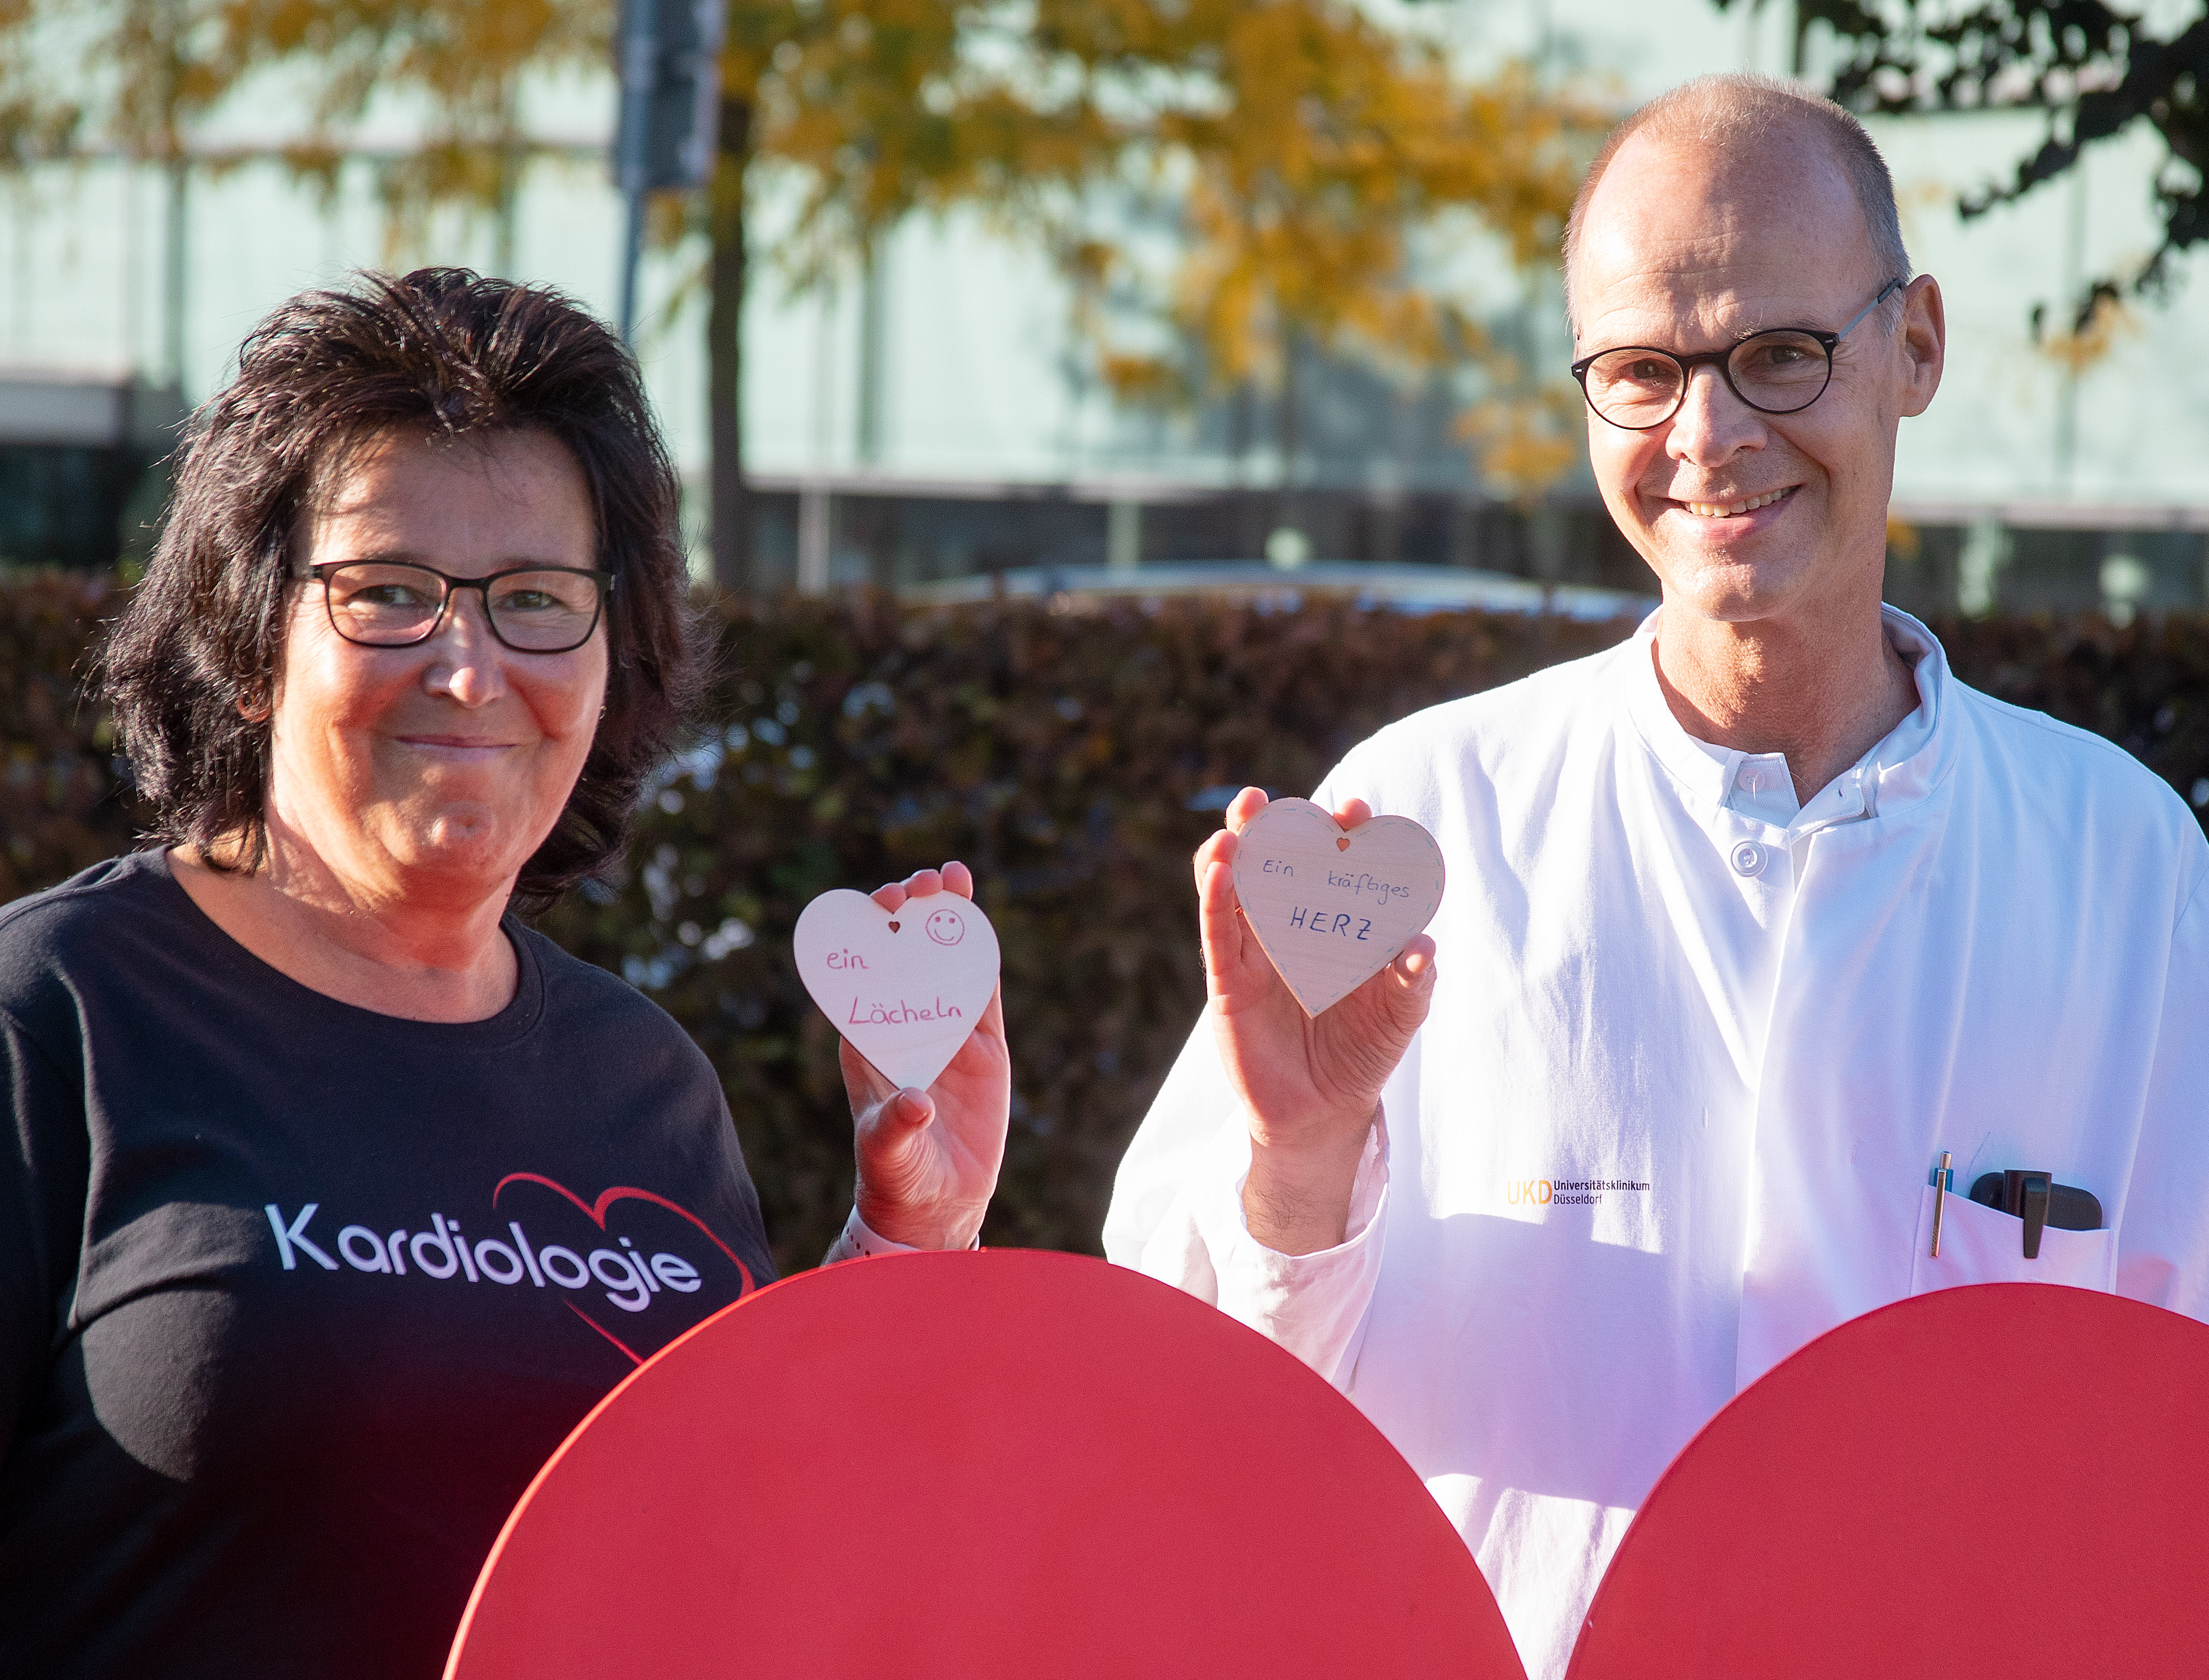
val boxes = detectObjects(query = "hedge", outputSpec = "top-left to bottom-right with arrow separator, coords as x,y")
6,572 -> 2207,1276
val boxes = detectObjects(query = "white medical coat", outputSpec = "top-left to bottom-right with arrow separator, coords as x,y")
1103,608 -> 2209,1679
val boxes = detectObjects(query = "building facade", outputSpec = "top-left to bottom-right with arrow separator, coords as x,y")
2,0 -> 2202,609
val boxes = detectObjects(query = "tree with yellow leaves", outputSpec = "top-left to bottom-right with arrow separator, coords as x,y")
0,0 -> 1597,587
0,0 -> 1091,588
701,0 -> 1116,586
986,0 -> 1599,515
0,0 -> 608,381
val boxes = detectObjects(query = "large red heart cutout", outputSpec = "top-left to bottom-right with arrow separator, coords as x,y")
447,1265 -> 2209,1678
447,1250 -> 1519,1679
1566,1283 -> 2209,1678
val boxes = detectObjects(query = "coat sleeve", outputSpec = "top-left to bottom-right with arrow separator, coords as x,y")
2115,856 -> 2209,1316
1099,761 -> 1392,1390
1101,1012 -> 1390,1389
0,1010 -> 86,1465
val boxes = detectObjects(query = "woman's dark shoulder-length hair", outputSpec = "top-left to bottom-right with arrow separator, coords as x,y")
98,266 -> 700,913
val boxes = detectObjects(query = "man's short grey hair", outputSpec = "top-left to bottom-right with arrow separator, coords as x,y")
1563,73 -> 1912,334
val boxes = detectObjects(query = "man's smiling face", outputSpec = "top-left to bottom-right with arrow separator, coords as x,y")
1571,121 -> 1941,632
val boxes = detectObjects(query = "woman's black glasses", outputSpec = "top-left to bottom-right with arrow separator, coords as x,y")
297,561 -> 613,654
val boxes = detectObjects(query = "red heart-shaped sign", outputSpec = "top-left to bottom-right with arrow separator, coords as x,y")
446,1233 -> 2209,1679
1568,1285 -> 2209,1678
448,1252 -> 1520,1679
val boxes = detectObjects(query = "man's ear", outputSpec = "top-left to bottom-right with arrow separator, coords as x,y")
1897,274 -> 1945,418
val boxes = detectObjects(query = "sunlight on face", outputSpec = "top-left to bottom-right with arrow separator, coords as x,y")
268,427 -> 608,902
1572,122 -> 1934,631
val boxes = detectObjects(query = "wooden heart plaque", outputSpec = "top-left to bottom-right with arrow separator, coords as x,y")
794,888 -> 1000,1090
1230,798 -> 1445,1016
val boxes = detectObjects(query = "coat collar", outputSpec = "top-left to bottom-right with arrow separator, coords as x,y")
1618,603 -> 1956,827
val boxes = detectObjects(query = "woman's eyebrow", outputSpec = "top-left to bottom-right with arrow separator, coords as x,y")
321,546 -> 582,570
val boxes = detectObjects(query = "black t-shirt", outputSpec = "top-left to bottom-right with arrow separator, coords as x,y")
0,851 -> 776,1677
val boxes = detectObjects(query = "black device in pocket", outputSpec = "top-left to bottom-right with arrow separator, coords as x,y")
1969,1170 -> 2104,1260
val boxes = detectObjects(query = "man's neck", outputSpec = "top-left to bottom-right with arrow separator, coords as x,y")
1653,601 -> 1920,805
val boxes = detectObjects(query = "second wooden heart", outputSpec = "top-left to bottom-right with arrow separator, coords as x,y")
794,888 -> 1001,1090
1230,799 -> 1446,1016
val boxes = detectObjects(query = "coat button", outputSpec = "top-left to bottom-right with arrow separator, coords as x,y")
1730,840 -> 1767,877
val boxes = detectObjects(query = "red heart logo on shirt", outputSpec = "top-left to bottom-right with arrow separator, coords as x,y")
492,1173 -> 757,1364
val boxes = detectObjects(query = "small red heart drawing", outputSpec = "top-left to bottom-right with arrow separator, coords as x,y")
492,1173 -> 756,1365
1337,837 -> 1350,851
888,920 -> 900,932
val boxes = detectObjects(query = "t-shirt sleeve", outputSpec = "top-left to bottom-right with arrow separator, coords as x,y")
2116,861 -> 2209,1316
0,1010 -> 86,1460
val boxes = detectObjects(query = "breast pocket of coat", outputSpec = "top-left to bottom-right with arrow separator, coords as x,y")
1908,1184 -> 2117,1296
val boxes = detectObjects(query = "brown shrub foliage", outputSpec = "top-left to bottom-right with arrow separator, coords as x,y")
0,575 -> 146,903
6,574 -> 2206,1275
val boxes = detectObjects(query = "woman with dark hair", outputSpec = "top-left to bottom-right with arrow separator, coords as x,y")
0,269 -> 1009,1677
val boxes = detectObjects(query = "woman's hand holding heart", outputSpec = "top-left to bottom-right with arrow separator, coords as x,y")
841,861 -> 1010,1251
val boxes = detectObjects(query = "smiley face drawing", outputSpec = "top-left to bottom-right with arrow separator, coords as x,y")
924,906 -> 966,946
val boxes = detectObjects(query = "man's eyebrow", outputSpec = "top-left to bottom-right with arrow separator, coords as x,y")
1584,320 -> 1825,353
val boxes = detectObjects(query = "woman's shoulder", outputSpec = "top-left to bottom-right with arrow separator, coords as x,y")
504,925 -> 735,1143
0,853 -> 177,984
509,921 -> 708,1049
0,852 -> 190,1062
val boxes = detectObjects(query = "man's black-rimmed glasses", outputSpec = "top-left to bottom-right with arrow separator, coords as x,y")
297,561 -> 614,654
1570,277 -> 1907,431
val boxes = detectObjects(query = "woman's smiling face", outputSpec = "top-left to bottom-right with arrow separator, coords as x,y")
266,427 -> 607,905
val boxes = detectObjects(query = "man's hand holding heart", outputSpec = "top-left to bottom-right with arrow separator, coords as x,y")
841,862 -> 1010,1252
1199,788 -> 1438,1258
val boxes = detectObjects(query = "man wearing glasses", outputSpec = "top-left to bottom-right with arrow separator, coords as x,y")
1108,72 -> 2209,1679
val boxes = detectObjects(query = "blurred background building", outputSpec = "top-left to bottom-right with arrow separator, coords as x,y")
1,0 -> 2203,618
